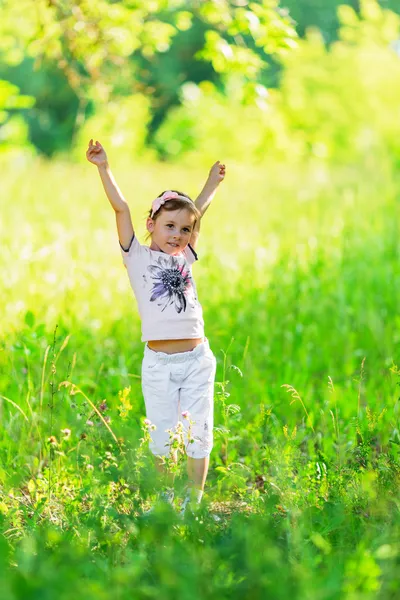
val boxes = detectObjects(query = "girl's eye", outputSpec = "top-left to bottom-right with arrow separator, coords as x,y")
183,228 -> 190,233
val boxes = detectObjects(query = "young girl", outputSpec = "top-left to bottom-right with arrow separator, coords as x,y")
86,139 -> 225,516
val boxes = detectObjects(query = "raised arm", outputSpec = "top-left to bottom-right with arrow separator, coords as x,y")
86,139 -> 134,250
190,160 -> 226,249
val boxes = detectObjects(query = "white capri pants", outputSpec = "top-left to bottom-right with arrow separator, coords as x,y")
141,338 -> 216,459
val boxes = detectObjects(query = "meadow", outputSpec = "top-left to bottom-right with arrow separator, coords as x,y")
1,149 -> 400,598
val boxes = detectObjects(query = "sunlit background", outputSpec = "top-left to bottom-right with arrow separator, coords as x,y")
2,1 -> 400,597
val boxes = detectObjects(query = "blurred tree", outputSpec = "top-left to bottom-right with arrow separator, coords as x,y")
1,0 -> 399,157
0,58 -> 80,156
281,1 -> 400,43
133,17 -> 218,140
0,0 -> 297,156
281,0 -> 359,43
153,0 -> 400,166
0,79 -> 35,152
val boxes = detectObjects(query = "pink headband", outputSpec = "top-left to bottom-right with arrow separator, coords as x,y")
150,190 -> 191,218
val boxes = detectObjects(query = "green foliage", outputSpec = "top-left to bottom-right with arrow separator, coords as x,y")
3,1 -> 400,159
2,2 -> 400,593
0,0 -> 298,157
153,78 -> 270,162
272,0 -> 400,162
282,0 -> 358,42
154,0 -> 400,165
71,94 -> 154,162
0,57 -> 82,157
196,1 -> 297,77
2,139 -> 400,595
0,79 -> 35,153
0,0 -> 297,100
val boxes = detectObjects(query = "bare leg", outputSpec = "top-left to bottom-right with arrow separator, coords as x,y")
186,456 -> 210,491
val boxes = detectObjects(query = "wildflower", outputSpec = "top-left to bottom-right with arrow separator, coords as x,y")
150,424 -> 157,431
99,400 -> 107,412
86,464 -> 94,471
118,387 -> 132,418
182,411 -> 190,419
104,416 -> 111,424
86,420 -> 94,426
47,436 -> 58,446
144,418 -> 151,426
61,428 -> 71,439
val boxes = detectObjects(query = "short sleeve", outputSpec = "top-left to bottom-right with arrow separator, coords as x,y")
119,234 -> 143,267
181,243 -> 198,265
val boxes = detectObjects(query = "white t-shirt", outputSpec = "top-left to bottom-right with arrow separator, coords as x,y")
120,234 -> 205,342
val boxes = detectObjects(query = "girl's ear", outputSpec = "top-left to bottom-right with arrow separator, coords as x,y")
146,217 -> 154,233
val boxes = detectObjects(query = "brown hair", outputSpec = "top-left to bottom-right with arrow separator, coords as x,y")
150,190 -> 200,220
145,190 -> 201,241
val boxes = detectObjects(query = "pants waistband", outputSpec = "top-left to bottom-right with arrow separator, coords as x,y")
144,338 -> 210,364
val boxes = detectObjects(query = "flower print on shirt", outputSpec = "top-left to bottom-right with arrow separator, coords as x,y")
146,254 -> 194,313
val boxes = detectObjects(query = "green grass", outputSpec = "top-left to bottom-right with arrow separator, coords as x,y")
1,153 -> 400,599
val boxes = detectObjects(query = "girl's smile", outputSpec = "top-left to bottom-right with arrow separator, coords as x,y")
147,208 -> 196,255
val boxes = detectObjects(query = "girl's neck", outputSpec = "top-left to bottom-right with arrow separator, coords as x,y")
149,240 -> 165,253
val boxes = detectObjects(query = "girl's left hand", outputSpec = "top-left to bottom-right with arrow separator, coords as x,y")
208,160 -> 226,185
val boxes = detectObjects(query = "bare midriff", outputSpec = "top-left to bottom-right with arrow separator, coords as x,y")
147,337 -> 205,354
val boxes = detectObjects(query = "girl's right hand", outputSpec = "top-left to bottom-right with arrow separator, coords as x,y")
86,139 -> 108,167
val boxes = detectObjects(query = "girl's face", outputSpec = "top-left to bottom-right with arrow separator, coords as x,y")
147,208 -> 196,255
